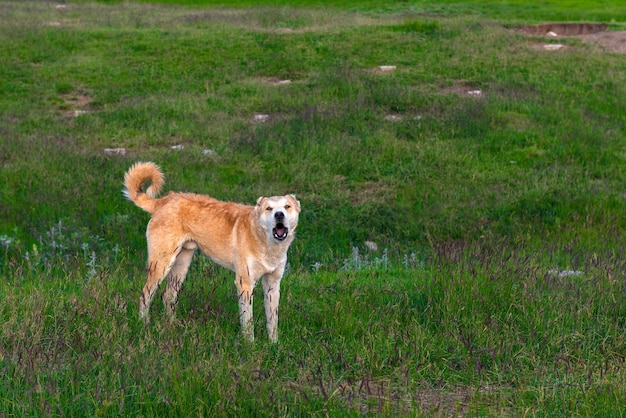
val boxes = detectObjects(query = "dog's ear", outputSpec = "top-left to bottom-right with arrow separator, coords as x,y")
288,194 -> 301,212
255,196 -> 266,212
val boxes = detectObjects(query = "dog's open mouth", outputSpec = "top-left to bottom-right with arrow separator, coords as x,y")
273,224 -> 289,241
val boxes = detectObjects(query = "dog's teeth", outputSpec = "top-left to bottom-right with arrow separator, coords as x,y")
273,226 -> 288,241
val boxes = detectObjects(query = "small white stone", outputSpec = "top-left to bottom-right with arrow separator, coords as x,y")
104,148 -> 126,156
170,144 -> 184,150
548,269 -> 583,278
202,149 -> 216,156
467,90 -> 482,97
384,115 -> 402,122
73,110 -> 89,117
547,31 -> 558,37
252,114 -> 270,123
544,44 -> 564,51
378,65 -> 396,72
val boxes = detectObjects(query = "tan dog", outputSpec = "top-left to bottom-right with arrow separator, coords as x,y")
123,162 -> 300,342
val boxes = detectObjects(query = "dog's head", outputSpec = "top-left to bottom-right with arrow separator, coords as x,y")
256,194 -> 300,244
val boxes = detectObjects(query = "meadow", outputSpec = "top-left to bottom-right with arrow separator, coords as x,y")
0,0 -> 625,415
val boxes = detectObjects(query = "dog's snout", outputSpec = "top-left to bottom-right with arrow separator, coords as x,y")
274,211 -> 285,221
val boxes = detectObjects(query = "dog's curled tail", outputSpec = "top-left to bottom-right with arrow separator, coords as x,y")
123,162 -> 165,214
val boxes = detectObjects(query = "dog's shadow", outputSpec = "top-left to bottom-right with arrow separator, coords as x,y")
172,258 -> 238,324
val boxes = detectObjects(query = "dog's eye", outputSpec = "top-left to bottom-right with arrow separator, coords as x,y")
285,205 -> 291,209
266,206 -> 272,211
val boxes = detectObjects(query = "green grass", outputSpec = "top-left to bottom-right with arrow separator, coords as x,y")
1,0 -> 625,415
125,0 -> 626,24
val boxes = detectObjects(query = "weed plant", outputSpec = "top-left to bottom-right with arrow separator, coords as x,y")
1,1 -> 625,415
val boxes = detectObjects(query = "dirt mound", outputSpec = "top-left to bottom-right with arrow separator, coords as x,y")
519,23 -> 608,36
578,31 -> 626,54
518,23 -> 626,54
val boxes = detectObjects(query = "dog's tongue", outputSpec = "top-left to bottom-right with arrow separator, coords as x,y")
273,224 -> 288,240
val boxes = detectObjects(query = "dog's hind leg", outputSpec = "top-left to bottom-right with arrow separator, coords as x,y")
163,244 -> 195,321
139,245 -> 179,322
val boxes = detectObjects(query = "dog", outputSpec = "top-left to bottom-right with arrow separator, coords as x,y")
123,161 -> 300,342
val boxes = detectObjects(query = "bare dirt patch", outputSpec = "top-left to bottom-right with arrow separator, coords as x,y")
58,91 -> 93,117
348,181 -> 394,205
577,31 -> 626,54
290,376 -> 509,416
60,92 -> 91,109
255,77 -> 293,85
438,80 -> 484,98
518,23 -> 626,54
519,23 -> 608,36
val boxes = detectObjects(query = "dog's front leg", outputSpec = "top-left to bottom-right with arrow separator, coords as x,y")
235,273 -> 255,342
262,270 -> 283,343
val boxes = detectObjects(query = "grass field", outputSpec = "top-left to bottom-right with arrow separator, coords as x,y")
131,0 -> 626,23
1,0 -> 625,415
